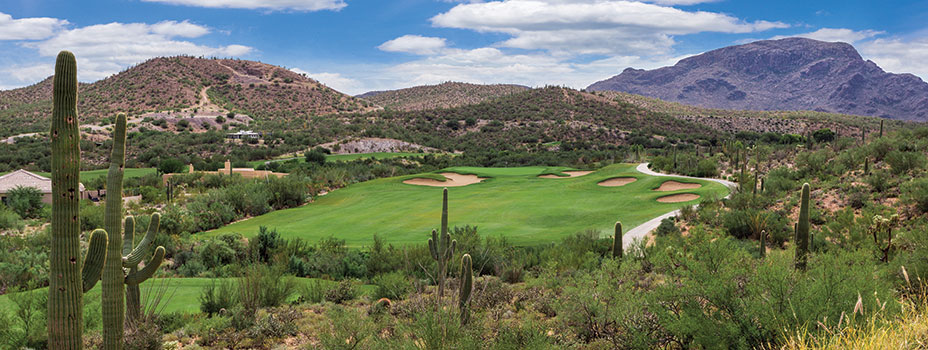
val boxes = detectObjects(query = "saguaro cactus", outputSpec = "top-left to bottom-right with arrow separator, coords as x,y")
759,230 -> 766,259
48,50 -> 109,350
879,119 -> 884,138
429,188 -> 456,298
102,114 -> 165,350
795,183 -> 811,270
459,254 -> 473,325
123,214 -> 163,322
612,221 -> 623,259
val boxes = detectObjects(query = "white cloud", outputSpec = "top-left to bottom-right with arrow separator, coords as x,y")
644,0 -> 720,4
290,68 -> 366,94
774,27 -> 884,44
0,12 -> 68,40
141,0 -> 346,11
378,35 -> 449,55
8,20 -> 252,84
431,0 -> 787,56
859,37 -> 928,82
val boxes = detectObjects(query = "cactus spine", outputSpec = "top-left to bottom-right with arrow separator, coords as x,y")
612,221 -> 623,259
102,114 -> 166,350
429,188 -> 456,298
459,254 -> 473,325
795,183 -> 811,270
48,50 -> 108,350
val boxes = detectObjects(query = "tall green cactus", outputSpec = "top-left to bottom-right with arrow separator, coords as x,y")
429,188 -> 457,298
795,183 -> 811,270
612,221 -> 623,259
879,119 -> 884,138
759,230 -> 766,259
123,214 -> 163,322
48,50 -> 109,350
102,114 -> 166,350
459,254 -> 473,325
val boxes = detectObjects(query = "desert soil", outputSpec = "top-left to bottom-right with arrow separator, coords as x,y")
597,177 -> 638,187
655,180 -> 702,191
402,172 -> 486,187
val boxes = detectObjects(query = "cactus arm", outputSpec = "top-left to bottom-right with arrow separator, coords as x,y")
124,213 -> 160,268
48,50 -> 85,350
122,216 -> 135,257
795,183 -> 811,270
125,247 -> 165,285
82,229 -> 108,293
102,113 -> 128,350
612,221 -> 623,259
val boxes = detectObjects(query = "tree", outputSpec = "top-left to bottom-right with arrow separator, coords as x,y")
812,128 -> 836,143
158,158 -> 186,175
305,150 -> 326,166
6,186 -> 43,219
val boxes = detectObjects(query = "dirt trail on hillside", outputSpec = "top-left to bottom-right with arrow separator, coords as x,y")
403,173 -> 485,187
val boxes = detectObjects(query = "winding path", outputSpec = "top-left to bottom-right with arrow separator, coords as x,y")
623,163 -> 737,248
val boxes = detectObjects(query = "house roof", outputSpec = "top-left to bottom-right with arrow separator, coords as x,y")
0,169 -> 85,193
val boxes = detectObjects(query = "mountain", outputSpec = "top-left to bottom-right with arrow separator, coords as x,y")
0,56 -> 376,136
587,38 -> 928,121
358,82 -> 529,111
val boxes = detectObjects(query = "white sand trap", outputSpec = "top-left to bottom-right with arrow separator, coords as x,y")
655,180 -> 702,191
656,193 -> 700,203
597,177 -> 637,187
403,172 -> 486,187
538,171 -> 594,179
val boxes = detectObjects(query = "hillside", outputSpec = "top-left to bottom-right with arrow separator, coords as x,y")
0,56 -> 377,137
358,82 -> 529,111
588,37 -> 928,121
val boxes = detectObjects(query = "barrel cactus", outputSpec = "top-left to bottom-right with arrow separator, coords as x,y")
48,50 -> 109,350
429,188 -> 457,298
102,114 -> 165,350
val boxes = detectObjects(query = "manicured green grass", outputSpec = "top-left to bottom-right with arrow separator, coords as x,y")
0,277 -> 375,317
207,163 -> 729,247
0,168 -> 156,182
247,152 -> 429,168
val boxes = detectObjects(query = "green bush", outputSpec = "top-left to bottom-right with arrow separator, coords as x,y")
324,280 -> 358,304
200,279 -> 237,317
902,177 -> 928,213
885,150 -> 925,175
0,205 -> 23,231
372,271 -> 411,300
6,186 -> 43,219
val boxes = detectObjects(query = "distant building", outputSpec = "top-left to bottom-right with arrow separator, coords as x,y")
161,161 -> 287,185
226,130 -> 261,140
0,169 -> 87,204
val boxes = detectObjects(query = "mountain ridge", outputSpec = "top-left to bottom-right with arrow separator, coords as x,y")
587,37 -> 928,121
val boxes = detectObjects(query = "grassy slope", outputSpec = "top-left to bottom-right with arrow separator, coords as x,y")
0,277 -> 375,317
0,168 -> 156,181
207,163 -> 729,247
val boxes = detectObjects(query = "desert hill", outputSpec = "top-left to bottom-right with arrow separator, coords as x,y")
358,82 -> 529,111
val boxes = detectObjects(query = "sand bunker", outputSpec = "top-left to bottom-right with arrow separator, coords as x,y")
538,171 -> 594,179
403,172 -> 486,187
597,177 -> 638,187
655,180 -> 702,191
656,193 -> 701,203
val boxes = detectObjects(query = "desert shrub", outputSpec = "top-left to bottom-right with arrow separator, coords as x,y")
366,234 -> 403,276
723,209 -> 753,239
199,279 -> 237,317
238,264 -> 298,310
696,158 -> 719,177
124,318 -> 163,350
495,320 -> 558,350
222,182 -> 271,217
886,150 -> 925,175
139,185 -> 164,204
246,307 -> 299,342
249,226 -> 283,264
158,158 -> 186,174
372,271 -> 411,300
6,290 -> 48,349
325,280 -> 358,304
847,185 -> 870,209
5,186 -> 43,219
267,175 -> 307,209
318,305 -> 376,350
298,279 -> 327,304
186,191 -> 236,231
655,217 -> 680,236
0,205 -> 23,231
902,177 -> 928,213
812,128 -> 836,143
867,170 -> 893,193
305,150 -> 327,165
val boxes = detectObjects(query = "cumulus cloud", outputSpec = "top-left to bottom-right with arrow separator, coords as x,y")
140,0 -> 346,11
11,20 -> 251,83
859,37 -> 928,81
431,0 -> 787,56
378,35 -> 449,55
774,27 -> 884,44
291,68 -> 366,94
0,12 -> 68,40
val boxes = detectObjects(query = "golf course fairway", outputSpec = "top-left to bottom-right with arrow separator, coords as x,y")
207,163 -> 729,247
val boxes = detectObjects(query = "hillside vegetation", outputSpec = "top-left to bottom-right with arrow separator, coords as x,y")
358,82 -> 528,111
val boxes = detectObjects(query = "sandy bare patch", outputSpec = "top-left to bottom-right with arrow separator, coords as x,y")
539,171 -> 594,179
403,172 -> 486,187
597,177 -> 637,187
656,194 -> 701,203
655,180 -> 702,191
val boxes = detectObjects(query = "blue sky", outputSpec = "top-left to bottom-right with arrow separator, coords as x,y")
1,0 -> 927,94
